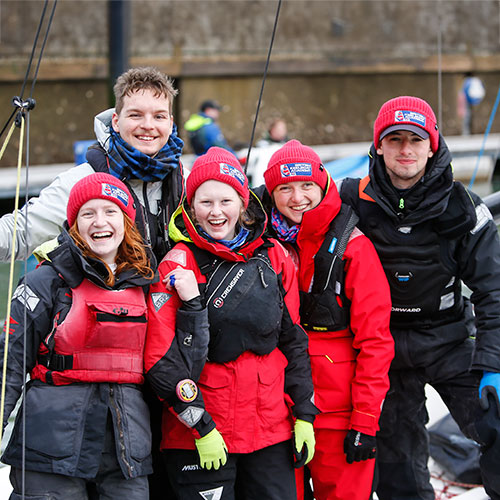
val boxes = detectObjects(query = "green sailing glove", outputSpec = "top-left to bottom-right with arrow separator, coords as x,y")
195,428 -> 228,470
294,419 -> 316,467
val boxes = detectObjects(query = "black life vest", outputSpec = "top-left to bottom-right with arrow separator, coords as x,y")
299,203 -> 358,332
340,178 -> 476,328
186,240 -> 284,363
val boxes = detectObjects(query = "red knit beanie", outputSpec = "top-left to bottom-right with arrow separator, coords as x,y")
264,140 -> 328,194
67,173 -> 136,227
186,147 -> 249,208
373,96 -> 439,152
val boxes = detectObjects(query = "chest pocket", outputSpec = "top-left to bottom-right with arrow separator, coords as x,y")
203,254 -> 284,363
369,219 -> 462,326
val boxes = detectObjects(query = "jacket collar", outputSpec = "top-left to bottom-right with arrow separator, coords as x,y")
366,134 -> 454,224
170,191 -> 268,262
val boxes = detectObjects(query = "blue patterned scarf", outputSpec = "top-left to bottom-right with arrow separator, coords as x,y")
198,226 -> 250,250
271,208 -> 300,243
107,124 -> 184,181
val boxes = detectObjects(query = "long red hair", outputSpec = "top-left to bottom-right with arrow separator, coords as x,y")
69,213 -> 154,286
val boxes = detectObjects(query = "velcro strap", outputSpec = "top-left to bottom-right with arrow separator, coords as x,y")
38,353 -> 74,371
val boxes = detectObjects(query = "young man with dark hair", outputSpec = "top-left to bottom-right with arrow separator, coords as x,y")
341,96 -> 500,500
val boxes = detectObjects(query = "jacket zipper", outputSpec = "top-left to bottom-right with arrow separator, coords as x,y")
109,385 -> 134,477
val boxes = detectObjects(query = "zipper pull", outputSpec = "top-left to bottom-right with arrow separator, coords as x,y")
258,265 -> 268,288
399,198 -> 405,210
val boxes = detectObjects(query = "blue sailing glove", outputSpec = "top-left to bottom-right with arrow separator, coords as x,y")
479,371 -> 500,417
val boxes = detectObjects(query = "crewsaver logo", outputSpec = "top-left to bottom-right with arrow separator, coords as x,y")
394,110 -> 426,127
213,269 -> 245,308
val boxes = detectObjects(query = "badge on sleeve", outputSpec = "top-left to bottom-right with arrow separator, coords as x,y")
176,379 -> 198,403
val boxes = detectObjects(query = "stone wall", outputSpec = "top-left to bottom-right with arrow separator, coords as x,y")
0,0 -> 499,164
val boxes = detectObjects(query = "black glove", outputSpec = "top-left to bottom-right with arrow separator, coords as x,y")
343,430 -> 376,464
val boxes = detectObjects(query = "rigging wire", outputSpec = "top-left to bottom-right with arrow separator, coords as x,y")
244,0 -> 282,173
0,0 -> 57,142
0,4 -> 58,489
468,83 -> 500,189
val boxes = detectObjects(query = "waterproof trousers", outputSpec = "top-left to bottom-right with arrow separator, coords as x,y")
163,440 -> 296,500
296,429 -> 375,500
8,421 -> 148,500
376,338 -> 500,500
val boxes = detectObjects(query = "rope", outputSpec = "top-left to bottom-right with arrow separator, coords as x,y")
0,0 -> 57,142
0,115 -> 25,445
468,83 -> 500,189
244,0 -> 282,173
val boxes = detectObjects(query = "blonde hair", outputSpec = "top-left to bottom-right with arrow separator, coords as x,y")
69,214 -> 154,287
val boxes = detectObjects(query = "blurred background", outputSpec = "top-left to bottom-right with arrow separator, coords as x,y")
0,0 -> 499,162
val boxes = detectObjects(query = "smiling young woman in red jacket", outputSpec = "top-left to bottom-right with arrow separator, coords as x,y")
262,140 -> 394,500
145,147 -> 317,500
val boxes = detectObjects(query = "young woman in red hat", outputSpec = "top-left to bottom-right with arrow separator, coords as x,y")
261,140 -> 394,500
145,146 -> 317,499
1,173 -> 158,499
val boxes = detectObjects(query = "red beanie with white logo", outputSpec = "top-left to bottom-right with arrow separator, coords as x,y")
67,173 -> 136,227
186,147 -> 249,208
264,139 -> 328,195
373,96 -> 439,152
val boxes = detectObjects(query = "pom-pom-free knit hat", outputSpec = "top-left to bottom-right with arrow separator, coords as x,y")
373,96 -> 439,152
67,172 -> 136,226
264,139 -> 328,194
186,147 -> 249,208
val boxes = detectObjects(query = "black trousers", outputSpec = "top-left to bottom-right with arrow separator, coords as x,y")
163,440 -> 297,500
376,338 -> 500,500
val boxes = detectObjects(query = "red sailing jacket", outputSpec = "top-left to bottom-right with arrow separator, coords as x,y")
291,180 -> 394,435
145,195 -> 316,453
31,279 -> 147,385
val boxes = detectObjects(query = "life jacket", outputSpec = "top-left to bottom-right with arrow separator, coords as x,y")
186,240 -> 285,363
32,279 -> 147,385
299,203 -> 358,332
341,177 -> 477,328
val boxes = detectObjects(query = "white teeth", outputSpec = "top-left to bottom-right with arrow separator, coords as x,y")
209,220 -> 225,226
138,136 -> 154,141
92,232 -> 112,239
291,204 -> 308,211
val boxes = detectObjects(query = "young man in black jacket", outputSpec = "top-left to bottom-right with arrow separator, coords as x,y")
341,96 -> 500,500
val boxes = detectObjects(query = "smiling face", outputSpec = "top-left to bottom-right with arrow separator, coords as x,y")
272,181 -> 323,225
76,199 -> 125,265
111,88 -> 173,157
191,180 -> 244,241
377,130 -> 434,189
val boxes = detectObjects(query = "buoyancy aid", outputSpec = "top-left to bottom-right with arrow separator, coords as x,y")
32,279 -> 147,385
186,241 -> 285,363
299,203 -> 358,332
341,178 -> 477,328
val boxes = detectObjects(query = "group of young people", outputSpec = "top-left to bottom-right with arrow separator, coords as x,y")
1,66 -> 500,500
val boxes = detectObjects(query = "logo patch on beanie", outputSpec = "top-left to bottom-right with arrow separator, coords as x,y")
219,163 -> 245,186
280,162 -> 312,178
394,110 -> 426,127
102,183 -> 129,207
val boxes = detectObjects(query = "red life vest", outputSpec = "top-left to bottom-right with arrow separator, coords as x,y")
31,279 -> 147,385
